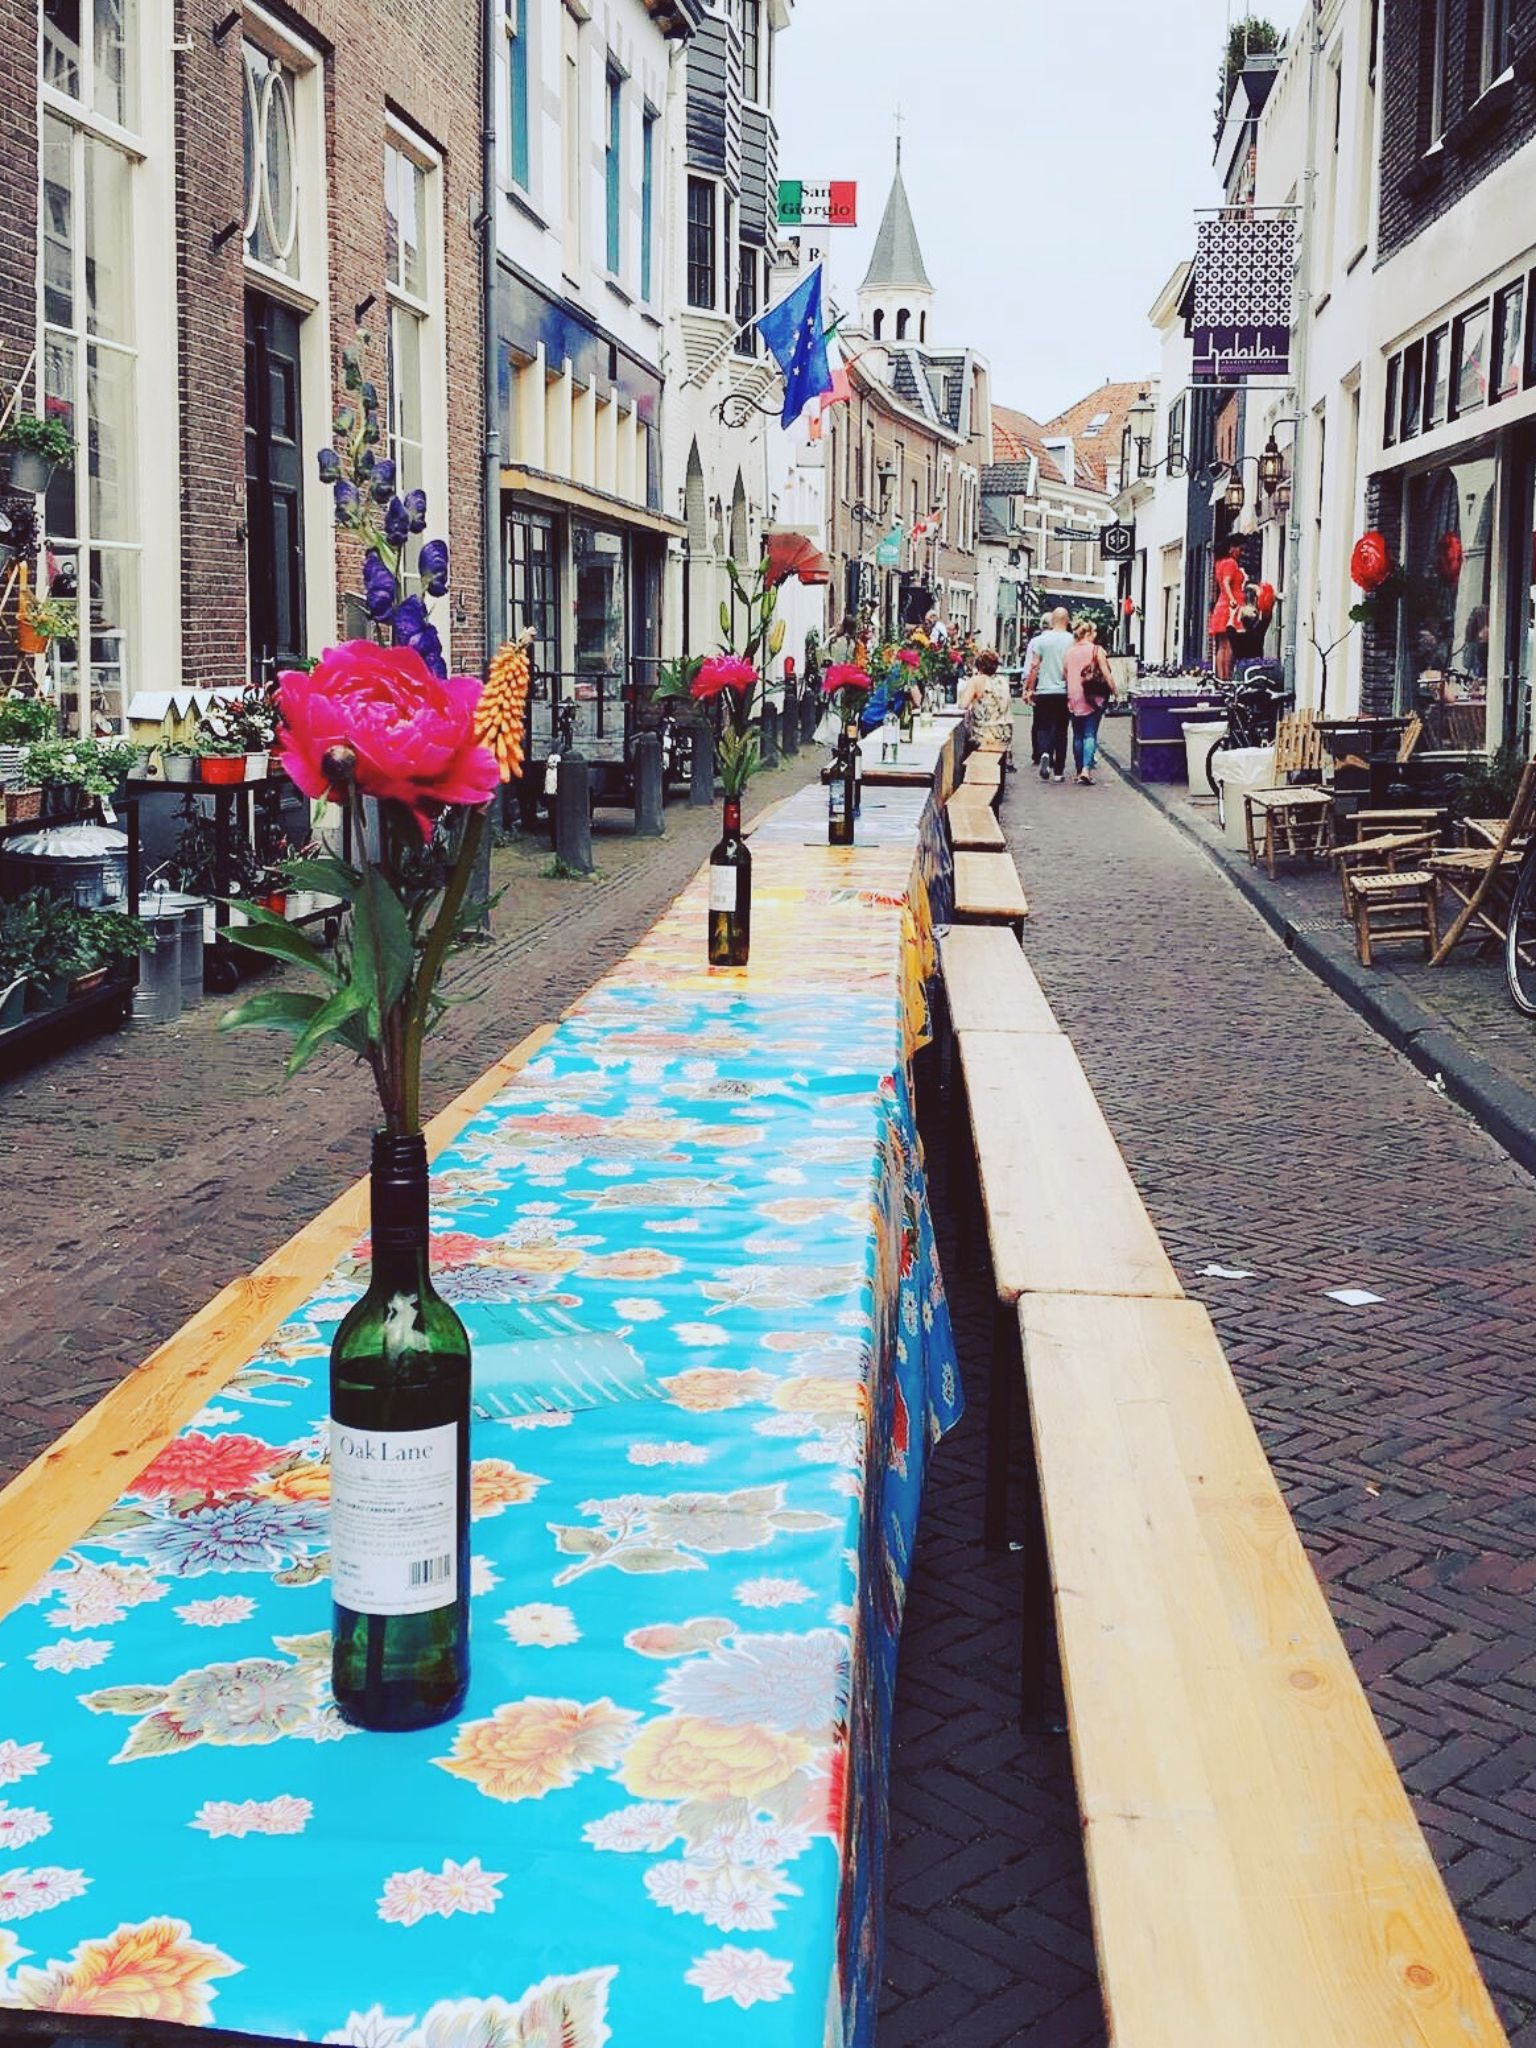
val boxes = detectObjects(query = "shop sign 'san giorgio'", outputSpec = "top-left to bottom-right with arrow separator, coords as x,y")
1191,213 -> 1297,381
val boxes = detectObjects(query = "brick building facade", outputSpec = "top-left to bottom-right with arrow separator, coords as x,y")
5,0 -> 486,732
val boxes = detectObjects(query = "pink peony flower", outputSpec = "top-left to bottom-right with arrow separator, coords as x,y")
821,664 -> 870,696
276,641 -> 499,836
896,649 -> 921,669
693,656 -> 759,703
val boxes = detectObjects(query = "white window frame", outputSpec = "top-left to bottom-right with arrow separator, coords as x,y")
1428,0 -> 1450,144
1481,0 -> 1514,94
37,0 -> 180,733
385,116 -> 450,662
242,2 -> 334,668
562,4 -> 583,280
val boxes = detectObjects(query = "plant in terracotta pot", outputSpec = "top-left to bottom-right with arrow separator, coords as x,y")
229,686 -> 278,780
1,413 -> 73,496
195,711 -> 247,785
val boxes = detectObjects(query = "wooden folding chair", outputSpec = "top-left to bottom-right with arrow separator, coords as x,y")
1273,708 -> 1326,779
1426,757 -> 1536,964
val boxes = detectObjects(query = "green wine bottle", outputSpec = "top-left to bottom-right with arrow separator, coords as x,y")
331,1133 -> 471,1733
828,721 -> 856,846
708,796 -> 752,965
899,691 -> 915,742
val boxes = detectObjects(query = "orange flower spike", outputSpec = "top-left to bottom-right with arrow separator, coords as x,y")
477,627 -> 535,783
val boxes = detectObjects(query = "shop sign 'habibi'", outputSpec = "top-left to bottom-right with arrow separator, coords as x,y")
1191,212 -> 1297,381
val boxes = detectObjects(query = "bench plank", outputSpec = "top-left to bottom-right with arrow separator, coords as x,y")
964,754 -> 1003,790
1020,1292 -> 1507,2048
940,927 -> 1059,1035
954,850 -> 1029,927
0,1024 -> 559,1619
958,1032 -> 1181,1302
946,795 -> 1006,850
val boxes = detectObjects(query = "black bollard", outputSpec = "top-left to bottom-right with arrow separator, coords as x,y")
801,689 -> 819,744
632,732 -> 665,837
761,704 -> 779,769
781,682 -> 799,755
689,724 -> 716,807
555,751 -> 593,873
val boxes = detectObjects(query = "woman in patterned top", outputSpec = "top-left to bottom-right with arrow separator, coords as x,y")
960,650 -> 1014,754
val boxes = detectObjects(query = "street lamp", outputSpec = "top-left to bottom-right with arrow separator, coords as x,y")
1258,433 -> 1285,495
1127,389 -> 1157,474
1224,469 -> 1247,514
1272,473 -> 1293,517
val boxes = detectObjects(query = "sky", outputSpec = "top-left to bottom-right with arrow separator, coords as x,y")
776,0 -> 1249,423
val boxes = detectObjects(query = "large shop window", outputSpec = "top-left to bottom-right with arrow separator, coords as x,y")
1401,455 -> 1497,751
40,108 -> 139,736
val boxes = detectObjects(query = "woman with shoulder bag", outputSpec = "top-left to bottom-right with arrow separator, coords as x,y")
1063,621 -> 1115,785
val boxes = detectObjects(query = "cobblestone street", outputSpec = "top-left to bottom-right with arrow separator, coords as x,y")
0,760 -> 822,1481
882,727 -> 1536,2044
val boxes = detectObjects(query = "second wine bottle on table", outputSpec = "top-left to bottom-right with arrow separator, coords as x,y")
331,1132 -> 471,1733
828,717 -> 858,846
708,796 -> 751,966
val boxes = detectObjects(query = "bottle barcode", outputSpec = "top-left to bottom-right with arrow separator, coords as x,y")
409,1556 -> 452,1588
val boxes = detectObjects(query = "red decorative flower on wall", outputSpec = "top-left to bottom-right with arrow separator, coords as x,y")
1350,531 -> 1393,592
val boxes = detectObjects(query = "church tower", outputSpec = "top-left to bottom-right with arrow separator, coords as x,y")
859,142 -> 935,346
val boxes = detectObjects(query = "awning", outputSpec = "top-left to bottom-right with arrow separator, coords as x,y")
500,465 -> 687,540
763,528 -> 832,587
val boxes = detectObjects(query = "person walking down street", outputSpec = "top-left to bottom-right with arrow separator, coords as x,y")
1064,620 -> 1116,784
960,649 -> 1015,757
1023,607 -> 1074,782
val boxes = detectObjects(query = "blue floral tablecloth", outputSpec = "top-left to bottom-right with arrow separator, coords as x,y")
0,800 -> 961,2048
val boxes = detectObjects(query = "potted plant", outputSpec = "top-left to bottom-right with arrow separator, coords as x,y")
160,735 -> 196,784
0,895 -> 42,1030
0,413 -> 74,496
0,696 -> 54,797
195,711 -> 247,785
67,906 -> 146,997
18,735 -> 137,821
229,686 -> 278,780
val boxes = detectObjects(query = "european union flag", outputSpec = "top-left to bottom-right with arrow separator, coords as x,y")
757,266 -> 835,429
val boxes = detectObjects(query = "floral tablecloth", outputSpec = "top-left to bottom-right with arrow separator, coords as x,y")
0,799 -> 962,2048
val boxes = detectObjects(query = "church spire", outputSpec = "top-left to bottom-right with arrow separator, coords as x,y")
861,146 -> 932,294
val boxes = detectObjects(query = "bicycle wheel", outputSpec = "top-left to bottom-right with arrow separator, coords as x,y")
1505,847 -> 1536,1015
1206,735 -> 1229,828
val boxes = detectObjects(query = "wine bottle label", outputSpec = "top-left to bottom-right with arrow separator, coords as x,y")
329,1421 -> 459,1616
709,867 -> 739,913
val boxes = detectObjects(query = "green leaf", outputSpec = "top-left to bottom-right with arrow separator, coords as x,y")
609,1546 -> 707,1575
219,989 -> 329,1039
285,981 -> 371,1077
82,1683 -> 170,1716
221,904 -> 339,981
353,866 -> 415,1034
282,856 -> 360,899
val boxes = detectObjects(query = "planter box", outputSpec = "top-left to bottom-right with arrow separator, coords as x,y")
67,966 -> 109,1000
199,756 -> 246,786
2,787 -> 42,825
162,754 -> 196,784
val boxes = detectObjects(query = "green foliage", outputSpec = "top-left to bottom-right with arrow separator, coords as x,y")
1,413 -> 74,464
1220,16 -> 1279,112
0,698 -> 57,745
20,736 -> 137,797
540,856 -> 598,882
0,891 -> 145,983
1445,745 -> 1528,826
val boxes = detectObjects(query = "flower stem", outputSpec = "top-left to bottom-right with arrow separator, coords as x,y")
400,805 -> 488,1136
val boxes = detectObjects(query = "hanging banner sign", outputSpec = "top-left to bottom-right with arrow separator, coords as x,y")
1191,214 -> 1297,380
778,181 -> 859,229
874,527 -> 903,568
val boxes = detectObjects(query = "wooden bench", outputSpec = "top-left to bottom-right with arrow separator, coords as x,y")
953,850 -> 1029,938
963,752 -> 1004,805
1018,1290 -> 1509,2048
945,792 -> 1006,851
956,1029 -> 1181,1549
939,926 -> 1059,1036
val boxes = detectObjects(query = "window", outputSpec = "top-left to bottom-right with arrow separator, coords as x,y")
1318,49 -> 1342,282
1354,0 -> 1378,252
687,178 -> 716,309
895,308 -> 909,340
641,108 -> 656,302
1401,456 -> 1496,748
40,107 -> 139,734
506,0 -> 529,191
385,139 -> 434,513
1384,353 -> 1400,447
243,42 -> 301,279
1425,324 -> 1450,429
1428,0 -> 1450,142
605,67 -> 622,276
1492,280 -> 1525,402
734,242 -> 758,356
1482,0 -> 1514,91
1167,394 -> 1186,465
43,0 -> 137,130
741,0 -> 762,103
1451,302 -> 1490,419
1400,338 -> 1424,440
562,7 -> 581,266
872,309 -> 884,340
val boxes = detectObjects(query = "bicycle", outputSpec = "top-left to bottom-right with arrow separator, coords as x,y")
1505,838 -> 1536,1015
1205,664 -> 1292,831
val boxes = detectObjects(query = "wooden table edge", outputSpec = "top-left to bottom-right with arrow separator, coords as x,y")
0,1021 -> 558,1618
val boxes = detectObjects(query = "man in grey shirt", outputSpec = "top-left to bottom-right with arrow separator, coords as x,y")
1024,608 -> 1074,781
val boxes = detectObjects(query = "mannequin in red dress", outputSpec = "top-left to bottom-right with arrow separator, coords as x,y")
1208,552 -> 1248,679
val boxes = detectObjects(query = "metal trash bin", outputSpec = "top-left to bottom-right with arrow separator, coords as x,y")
2,823 -> 130,908
132,907 -> 184,1025
142,886 -> 207,1004
1181,720 -> 1227,795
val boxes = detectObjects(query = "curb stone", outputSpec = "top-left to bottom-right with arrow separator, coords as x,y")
1109,747 -> 1536,1183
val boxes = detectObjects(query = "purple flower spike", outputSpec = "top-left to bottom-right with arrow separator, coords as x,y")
369,458 -> 397,505
419,537 -> 449,597
383,496 -> 411,547
333,480 -> 359,524
316,448 -> 341,482
362,550 -> 397,620
404,489 -> 428,534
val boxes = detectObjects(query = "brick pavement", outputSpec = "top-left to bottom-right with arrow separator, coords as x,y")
889,730 -> 1536,2043
0,759 -> 820,1480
